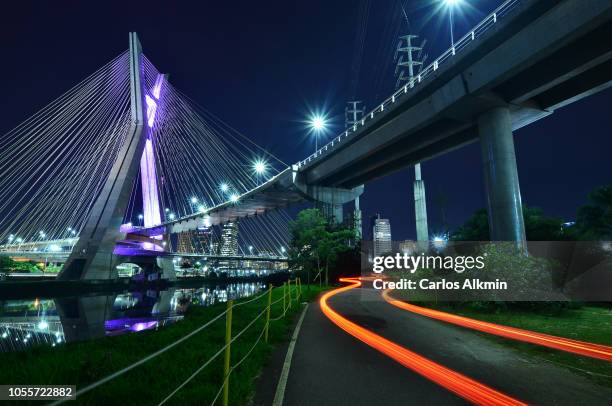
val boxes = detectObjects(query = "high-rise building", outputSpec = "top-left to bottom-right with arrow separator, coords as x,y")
194,227 -> 212,254
220,221 -> 239,256
373,215 -> 392,256
219,221 -> 239,270
176,231 -> 193,253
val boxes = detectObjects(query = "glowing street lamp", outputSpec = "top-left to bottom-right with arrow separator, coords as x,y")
169,213 -> 176,220
253,159 -> 268,185
198,205 -> 207,213
220,183 -> 229,193
138,214 -> 144,226
308,114 -> 328,152
230,194 -> 239,203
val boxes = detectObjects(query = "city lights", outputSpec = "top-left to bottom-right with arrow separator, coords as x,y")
230,194 -> 239,203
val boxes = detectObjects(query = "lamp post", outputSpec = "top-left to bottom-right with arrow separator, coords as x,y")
444,0 -> 462,50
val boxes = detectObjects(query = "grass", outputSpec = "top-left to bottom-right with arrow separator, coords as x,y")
0,284 -> 330,405
424,302 -> 612,387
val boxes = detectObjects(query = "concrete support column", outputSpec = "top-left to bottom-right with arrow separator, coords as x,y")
478,107 -> 526,245
320,203 -> 343,225
414,163 -> 429,242
354,196 -> 362,239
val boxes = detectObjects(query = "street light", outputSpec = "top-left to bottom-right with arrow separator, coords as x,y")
253,160 -> 267,174
190,197 -> 198,204
220,183 -> 229,193
169,213 -> 176,220
443,0 -> 462,50
138,214 -> 143,226
198,205 -> 207,213
253,159 -> 267,185
230,194 -> 239,203
308,114 -> 328,152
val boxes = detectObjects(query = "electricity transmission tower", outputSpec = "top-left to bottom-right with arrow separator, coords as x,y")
395,33 -> 430,242
345,101 -> 365,239
345,101 -> 365,128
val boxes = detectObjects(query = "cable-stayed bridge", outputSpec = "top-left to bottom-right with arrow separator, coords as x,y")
1,0 -> 611,281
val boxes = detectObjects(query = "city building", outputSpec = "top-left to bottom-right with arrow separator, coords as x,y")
176,231 -> 193,253
373,215 -> 392,257
219,221 -> 239,270
194,227 -> 212,254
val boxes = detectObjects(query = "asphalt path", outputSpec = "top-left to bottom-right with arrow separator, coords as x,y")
255,285 -> 612,405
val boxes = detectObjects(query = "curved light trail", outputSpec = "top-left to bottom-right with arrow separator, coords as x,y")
382,290 -> 612,362
320,278 -> 526,406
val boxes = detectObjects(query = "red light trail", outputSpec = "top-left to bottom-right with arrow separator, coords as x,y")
320,278 -> 527,406
382,289 -> 612,361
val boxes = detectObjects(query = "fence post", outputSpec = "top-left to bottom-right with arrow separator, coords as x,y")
287,279 -> 292,310
265,284 -> 272,343
282,282 -> 286,316
223,300 -> 233,406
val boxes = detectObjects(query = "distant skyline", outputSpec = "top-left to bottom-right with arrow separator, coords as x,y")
1,0 -> 610,240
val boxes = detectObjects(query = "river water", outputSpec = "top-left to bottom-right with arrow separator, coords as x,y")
0,282 -> 265,353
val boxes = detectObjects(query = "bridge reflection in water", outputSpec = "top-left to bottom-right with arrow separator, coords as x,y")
0,282 -> 263,353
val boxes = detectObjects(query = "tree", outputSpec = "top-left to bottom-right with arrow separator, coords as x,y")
573,186 -> 612,240
451,206 -> 565,241
289,208 -> 355,286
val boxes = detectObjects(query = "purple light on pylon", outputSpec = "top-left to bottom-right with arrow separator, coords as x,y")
152,75 -> 164,99
145,95 -> 157,128
141,139 -> 162,228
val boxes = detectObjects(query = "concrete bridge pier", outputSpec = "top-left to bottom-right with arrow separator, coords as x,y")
478,107 -> 526,247
413,164 -> 429,242
354,195 -> 363,239
293,173 -> 363,225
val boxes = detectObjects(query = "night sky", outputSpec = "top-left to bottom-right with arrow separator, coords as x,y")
1,0 -> 611,240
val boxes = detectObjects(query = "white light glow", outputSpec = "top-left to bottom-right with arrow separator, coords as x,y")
310,115 -> 327,131
254,160 -> 267,174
